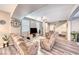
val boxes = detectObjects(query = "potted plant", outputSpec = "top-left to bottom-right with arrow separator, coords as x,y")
2,34 -> 9,47
71,31 -> 78,42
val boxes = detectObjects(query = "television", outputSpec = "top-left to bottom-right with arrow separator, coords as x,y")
30,28 -> 37,34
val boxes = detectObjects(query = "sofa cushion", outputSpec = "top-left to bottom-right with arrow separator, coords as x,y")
19,42 -> 28,54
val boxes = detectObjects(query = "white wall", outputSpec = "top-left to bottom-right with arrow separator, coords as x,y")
49,24 -> 55,31
71,19 -> 79,32
36,22 -> 40,33
30,20 -> 36,28
21,18 -> 43,35
22,19 -> 30,33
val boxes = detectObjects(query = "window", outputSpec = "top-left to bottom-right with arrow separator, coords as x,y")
22,19 -> 30,33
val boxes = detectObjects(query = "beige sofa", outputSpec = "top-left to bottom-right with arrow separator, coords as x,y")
10,33 -> 38,55
40,32 -> 55,51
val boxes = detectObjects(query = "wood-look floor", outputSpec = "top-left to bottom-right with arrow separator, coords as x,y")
0,45 -> 19,55
0,35 -> 79,55
0,44 -> 79,55
41,37 -> 79,55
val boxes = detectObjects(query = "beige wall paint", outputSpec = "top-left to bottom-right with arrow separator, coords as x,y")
0,11 -> 20,46
43,22 -> 49,36
55,22 -> 67,33
9,19 -> 21,35
0,11 -> 21,34
45,23 -> 49,33
0,11 -> 10,45
67,20 -> 71,41
0,11 -> 10,33
49,24 -> 55,31
49,21 -> 67,34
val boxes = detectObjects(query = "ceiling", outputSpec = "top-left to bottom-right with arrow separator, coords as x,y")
0,4 -> 78,22
0,4 -> 17,14
70,5 -> 79,19
66,5 -> 79,20
12,4 -> 47,19
26,4 -> 76,22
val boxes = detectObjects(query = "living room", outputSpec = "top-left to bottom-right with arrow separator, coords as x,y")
0,4 -> 79,55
